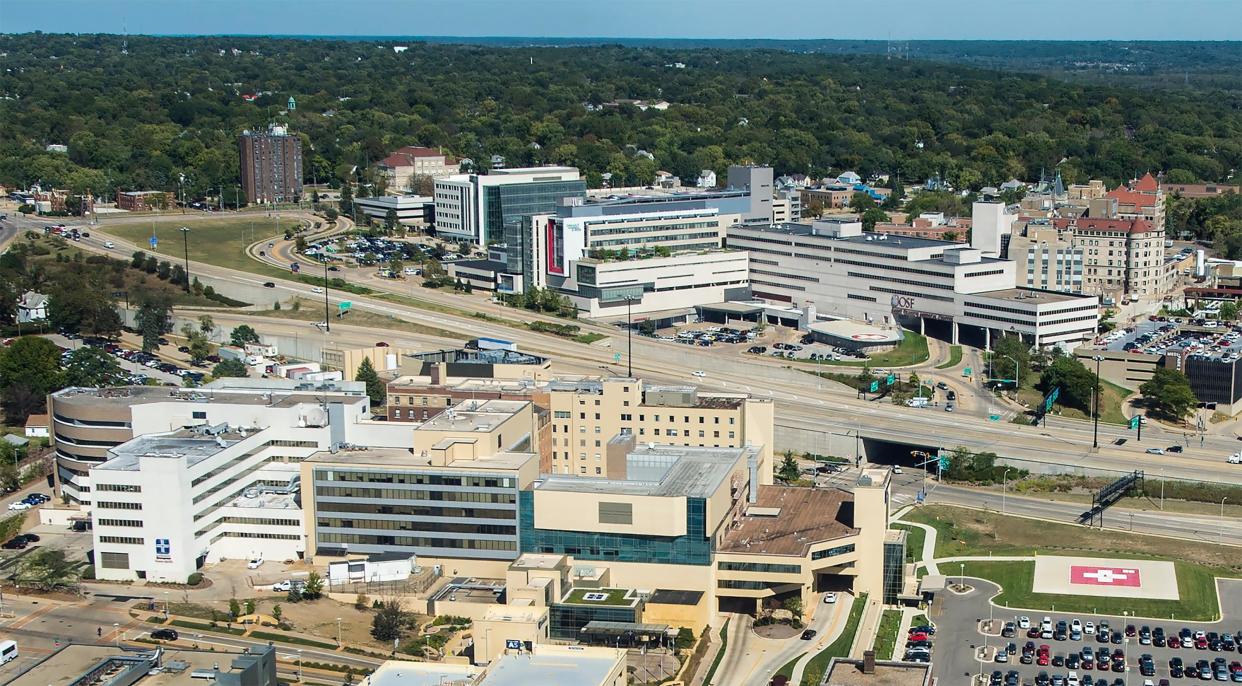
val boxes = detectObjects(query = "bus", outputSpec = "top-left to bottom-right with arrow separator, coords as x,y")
0,639 -> 17,664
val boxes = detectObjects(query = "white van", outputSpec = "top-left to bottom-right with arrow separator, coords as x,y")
0,639 -> 17,664
1228,453 -> 1241,464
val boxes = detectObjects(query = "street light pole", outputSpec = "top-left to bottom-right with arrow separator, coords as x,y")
1222,497 -> 1229,545
179,226 -> 191,292
1002,468 -> 1012,515
323,258 -> 331,333
1091,355 -> 1103,449
626,297 -> 633,377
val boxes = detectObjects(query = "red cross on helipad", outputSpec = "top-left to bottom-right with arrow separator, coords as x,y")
1070,565 -> 1141,587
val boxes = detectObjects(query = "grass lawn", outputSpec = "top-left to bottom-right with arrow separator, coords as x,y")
892,523 -> 927,564
807,330 -> 929,368
247,630 -> 338,649
960,559 -> 1225,621
104,217 -> 297,278
801,593 -> 867,686
905,505 -> 1242,572
935,345 -> 963,369
562,588 -> 635,606
574,332 -> 608,344
250,299 -> 466,341
872,609 -> 904,660
1011,372 -> 1132,426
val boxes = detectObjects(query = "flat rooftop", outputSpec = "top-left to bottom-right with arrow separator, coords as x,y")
98,430 -> 245,471
822,658 -> 931,686
363,660 -> 483,686
970,287 -> 1095,305
719,486 -> 857,556
483,647 -> 624,686
305,446 -> 535,471
405,348 -> 548,366
535,444 -> 752,499
9,646 -> 256,686
52,383 -> 365,409
419,399 -> 530,433
429,577 -> 506,604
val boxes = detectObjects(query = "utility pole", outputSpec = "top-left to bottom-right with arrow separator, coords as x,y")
323,258 -> 331,333
1091,355 -> 1103,449
179,226 -> 191,292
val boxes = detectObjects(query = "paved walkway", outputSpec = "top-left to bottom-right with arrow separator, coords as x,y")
892,519 -> 941,574
889,607 -> 922,660
850,595 -> 885,658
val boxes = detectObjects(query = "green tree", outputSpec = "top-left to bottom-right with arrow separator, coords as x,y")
15,548 -> 81,591
301,571 -> 324,600
782,595 -> 803,621
339,181 -> 354,217
356,358 -> 386,407
212,358 -> 250,378
860,207 -> 891,231
776,450 -> 800,482
181,324 -> 212,365
244,598 -> 256,615
0,336 -> 64,421
198,314 -> 214,335
850,192 -> 877,210
62,346 -> 127,387
1220,301 -> 1238,322
48,275 -> 123,336
135,298 -> 170,353
229,324 -> 261,347
1038,356 -> 1097,412
384,208 -> 398,232
990,335 -> 1030,387
371,599 -> 406,642
674,627 -> 696,651
0,459 -> 20,493
1140,368 -> 1198,422
229,598 -> 241,620
272,604 -> 282,623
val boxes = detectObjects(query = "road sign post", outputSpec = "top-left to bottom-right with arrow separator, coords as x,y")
885,373 -> 896,386
963,367 -> 972,378
869,380 -> 879,394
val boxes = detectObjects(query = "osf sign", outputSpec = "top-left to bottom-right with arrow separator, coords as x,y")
891,295 -> 916,310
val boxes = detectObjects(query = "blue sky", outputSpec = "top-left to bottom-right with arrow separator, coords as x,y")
2,0 -> 1239,40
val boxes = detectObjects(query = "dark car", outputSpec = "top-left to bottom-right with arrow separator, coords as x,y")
1002,622 -> 1017,638
18,533 -> 39,543
1170,656 -> 1184,678
801,629 -> 817,640
150,628 -> 179,641
263,282 -> 276,288
1,538 -> 27,549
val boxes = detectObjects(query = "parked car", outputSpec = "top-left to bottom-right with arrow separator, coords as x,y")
247,557 -> 264,569
150,628 -> 179,641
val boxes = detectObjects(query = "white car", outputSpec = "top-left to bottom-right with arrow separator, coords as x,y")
271,580 -> 292,592
692,370 -> 706,377
247,557 -> 264,569
823,592 -> 837,604
1071,619 -> 1083,634
891,466 -> 903,474
6,501 -> 32,511
1017,616 -> 1031,629
311,287 -> 324,294
103,241 -> 115,249
1084,621 -> 1095,635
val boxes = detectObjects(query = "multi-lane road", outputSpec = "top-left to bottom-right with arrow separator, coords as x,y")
16,212 -> 1242,488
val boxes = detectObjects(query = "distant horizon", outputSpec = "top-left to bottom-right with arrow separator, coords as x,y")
6,33 -> 1238,44
2,0 -> 1240,41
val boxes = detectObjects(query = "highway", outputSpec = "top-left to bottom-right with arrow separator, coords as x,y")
17,211 -> 1242,489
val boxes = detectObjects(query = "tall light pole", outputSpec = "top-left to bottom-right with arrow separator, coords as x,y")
1221,497 -> 1229,545
625,296 -> 635,377
179,226 -> 191,292
323,258 -> 331,333
1091,355 -> 1103,449
336,617 -> 342,646
1002,468 -> 1012,515
1002,354 -> 1020,389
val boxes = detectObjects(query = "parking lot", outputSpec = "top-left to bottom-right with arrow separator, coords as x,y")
931,579 -> 1242,686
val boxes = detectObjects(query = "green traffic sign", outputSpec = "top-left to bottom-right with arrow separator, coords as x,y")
613,352 -> 622,363
869,380 -> 880,393
963,367 -> 972,377
1129,416 -> 1140,430
939,455 -> 951,471
338,301 -> 352,311
886,374 -> 896,386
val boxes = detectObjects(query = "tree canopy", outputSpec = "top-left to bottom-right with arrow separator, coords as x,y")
355,358 -> 386,407
1140,368 -> 1198,422
0,34 -> 1238,203
0,336 -> 63,421
62,346 -> 127,387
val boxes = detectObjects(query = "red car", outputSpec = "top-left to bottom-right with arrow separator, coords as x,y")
1195,636 -> 1208,650
1167,636 -> 1181,649
908,633 -> 930,643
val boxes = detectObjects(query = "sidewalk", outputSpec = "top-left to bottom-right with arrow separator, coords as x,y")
849,596 -> 884,658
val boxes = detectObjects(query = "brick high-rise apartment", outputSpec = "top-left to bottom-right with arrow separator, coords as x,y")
239,124 -> 303,205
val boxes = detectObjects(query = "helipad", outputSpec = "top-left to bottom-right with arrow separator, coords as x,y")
1032,555 -> 1179,600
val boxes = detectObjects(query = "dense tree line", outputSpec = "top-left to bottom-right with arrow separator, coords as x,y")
0,34 -> 1238,204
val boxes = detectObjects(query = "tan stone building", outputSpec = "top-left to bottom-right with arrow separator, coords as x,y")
1052,216 -> 1172,299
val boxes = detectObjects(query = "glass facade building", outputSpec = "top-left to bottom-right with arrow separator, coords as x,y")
882,538 -> 906,604
312,467 -> 522,560
518,491 -> 712,565
549,603 -> 639,641
489,180 -> 585,246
